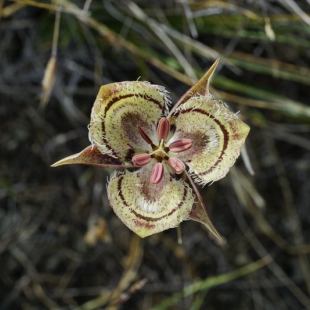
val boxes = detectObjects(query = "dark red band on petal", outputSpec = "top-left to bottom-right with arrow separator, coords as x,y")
117,176 -> 129,207
133,219 -> 155,229
104,93 -> 163,116
176,108 -> 229,176
116,175 -> 187,222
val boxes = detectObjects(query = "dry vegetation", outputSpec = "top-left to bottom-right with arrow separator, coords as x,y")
1,0 -> 310,309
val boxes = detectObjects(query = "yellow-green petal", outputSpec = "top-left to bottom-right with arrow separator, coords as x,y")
89,81 -> 170,162
108,163 -> 194,238
171,95 -> 250,185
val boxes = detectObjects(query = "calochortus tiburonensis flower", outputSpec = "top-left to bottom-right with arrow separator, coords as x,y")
52,60 -> 249,244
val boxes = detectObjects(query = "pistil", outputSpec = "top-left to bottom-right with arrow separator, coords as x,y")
150,139 -> 169,158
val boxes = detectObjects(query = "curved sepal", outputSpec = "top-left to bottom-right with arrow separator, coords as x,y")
189,203 -> 226,246
168,59 -> 219,117
51,145 -> 134,169
185,171 -> 225,246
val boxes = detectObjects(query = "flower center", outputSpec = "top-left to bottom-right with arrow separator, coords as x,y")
132,118 -> 192,184
150,139 -> 169,159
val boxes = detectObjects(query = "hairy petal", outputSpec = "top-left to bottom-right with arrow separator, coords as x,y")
89,81 -> 170,162
108,164 -> 194,238
51,145 -> 134,168
171,95 -> 250,185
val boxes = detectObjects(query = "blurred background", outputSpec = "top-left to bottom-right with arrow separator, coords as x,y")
1,0 -> 310,309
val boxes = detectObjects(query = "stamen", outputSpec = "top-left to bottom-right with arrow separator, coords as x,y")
151,163 -> 164,184
167,157 -> 185,174
137,125 -> 153,145
132,153 -> 151,167
157,118 -> 170,141
169,139 -> 192,153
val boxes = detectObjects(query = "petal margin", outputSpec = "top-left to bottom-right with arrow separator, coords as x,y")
171,95 -> 250,185
107,163 -> 194,238
51,145 -> 134,169
89,81 -> 170,162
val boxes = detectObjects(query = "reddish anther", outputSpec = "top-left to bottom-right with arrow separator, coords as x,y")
169,139 -> 192,153
132,153 -> 152,167
167,157 -> 185,174
157,118 -> 170,141
151,163 -> 164,184
137,125 -> 153,145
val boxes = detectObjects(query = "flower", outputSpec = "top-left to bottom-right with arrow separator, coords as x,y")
52,60 -> 249,244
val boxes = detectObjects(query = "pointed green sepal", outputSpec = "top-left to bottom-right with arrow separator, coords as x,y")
189,202 -> 226,246
51,145 -> 134,169
168,59 -> 220,117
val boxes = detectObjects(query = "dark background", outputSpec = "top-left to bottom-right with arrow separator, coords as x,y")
1,1 -> 310,309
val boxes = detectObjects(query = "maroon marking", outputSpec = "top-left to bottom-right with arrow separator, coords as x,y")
117,176 -> 129,207
104,93 -> 163,116
116,175 -> 188,222
175,108 -> 229,176
134,219 -> 155,229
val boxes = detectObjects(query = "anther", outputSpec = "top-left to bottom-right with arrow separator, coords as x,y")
167,157 -> 185,174
137,125 -> 153,145
132,153 -> 152,167
150,163 -> 164,184
157,118 -> 170,141
169,139 -> 192,153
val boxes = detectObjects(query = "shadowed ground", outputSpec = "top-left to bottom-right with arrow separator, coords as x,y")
1,1 -> 310,309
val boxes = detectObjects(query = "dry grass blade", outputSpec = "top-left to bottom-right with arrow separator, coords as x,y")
106,234 -> 144,309
150,255 -> 273,310
1,2 -> 25,17
127,2 -> 197,82
40,8 -> 61,109
229,195 -> 310,308
74,235 -> 143,310
40,56 -> 57,109
277,0 -> 310,26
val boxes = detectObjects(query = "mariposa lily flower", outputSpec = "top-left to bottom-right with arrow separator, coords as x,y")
52,60 -> 249,244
